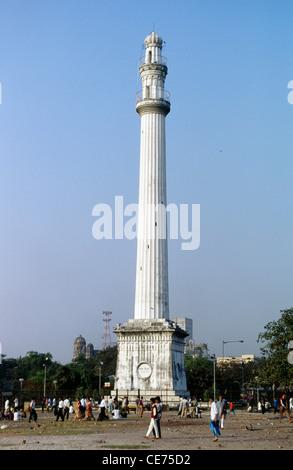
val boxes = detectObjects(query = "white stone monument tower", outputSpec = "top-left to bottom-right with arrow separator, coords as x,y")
114,32 -> 189,404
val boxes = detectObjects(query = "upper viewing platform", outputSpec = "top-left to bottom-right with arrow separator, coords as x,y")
136,89 -> 170,103
139,55 -> 168,67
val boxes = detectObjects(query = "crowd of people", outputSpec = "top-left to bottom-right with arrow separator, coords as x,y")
245,393 -> 293,420
0,394 -> 141,424
207,392 -> 293,442
1,392 -> 293,443
177,396 -> 203,418
0,396 -> 27,422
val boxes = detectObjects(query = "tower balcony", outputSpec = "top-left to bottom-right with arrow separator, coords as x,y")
139,55 -> 168,67
136,90 -> 171,116
136,89 -> 170,103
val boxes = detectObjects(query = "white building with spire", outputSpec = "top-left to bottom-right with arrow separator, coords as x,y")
114,32 -> 189,404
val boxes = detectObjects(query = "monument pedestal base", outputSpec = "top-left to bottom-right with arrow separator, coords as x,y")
113,319 -> 189,407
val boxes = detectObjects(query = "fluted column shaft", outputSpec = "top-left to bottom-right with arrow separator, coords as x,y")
134,111 -> 169,320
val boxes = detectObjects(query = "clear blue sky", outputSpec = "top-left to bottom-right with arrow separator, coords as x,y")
1,0 -> 293,364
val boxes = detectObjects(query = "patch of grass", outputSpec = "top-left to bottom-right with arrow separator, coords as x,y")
50,429 -> 100,436
31,423 -> 102,436
0,419 -> 103,437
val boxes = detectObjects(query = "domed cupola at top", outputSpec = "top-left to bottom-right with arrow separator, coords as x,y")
144,31 -> 163,47
142,31 -> 165,66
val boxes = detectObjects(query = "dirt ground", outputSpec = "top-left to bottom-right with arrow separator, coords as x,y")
0,408 -> 292,452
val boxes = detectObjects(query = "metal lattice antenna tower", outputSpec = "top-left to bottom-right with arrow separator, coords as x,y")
102,311 -> 112,349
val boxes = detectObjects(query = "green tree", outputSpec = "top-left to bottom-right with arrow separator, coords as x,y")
53,346 -> 118,398
1,351 -> 61,400
1,347 -> 119,401
215,362 -> 254,402
0,357 -> 18,391
257,308 -> 293,389
185,355 -> 214,398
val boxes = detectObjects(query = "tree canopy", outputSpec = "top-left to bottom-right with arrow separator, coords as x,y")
257,307 -> 293,389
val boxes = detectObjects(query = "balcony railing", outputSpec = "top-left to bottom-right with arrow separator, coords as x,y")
139,56 -> 168,67
136,89 -> 171,103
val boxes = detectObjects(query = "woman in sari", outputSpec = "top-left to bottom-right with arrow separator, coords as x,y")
85,397 -> 95,421
74,398 -> 83,421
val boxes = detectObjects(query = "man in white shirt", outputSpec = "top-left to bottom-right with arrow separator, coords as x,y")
209,397 -> 221,441
181,397 -> 188,418
63,397 -> 70,420
80,397 -> 86,417
4,399 -> 10,414
99,395 -> 106,421
56,397 -> 65,422
108,396 -> 114,413
29,399 -> 37,423
52,397 -> 57,416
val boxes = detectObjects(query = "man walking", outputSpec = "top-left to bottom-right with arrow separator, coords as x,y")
228,401 -> 235,415
56,397 -> 65,421
14,397 -> 19,411
52,397 -> 57,415
99,395 -> 106,421
145,398 -> 159,439
136,396 -> 140,415
209,397 -> 220,442
139,396 -> 144,417
47,397 -> 51,412
152,396 -> 162,438
28,398 -> 37,423
279,393 -> 292,423
218,396 -> 227,429
80,397 -> 86,418
63,397 -> 70,420
181,397 -> 188,418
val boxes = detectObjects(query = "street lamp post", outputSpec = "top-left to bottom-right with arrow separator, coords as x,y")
53,380 -> 58,395
240,361 -> 245,404
114,376 -> 119,400
98,362 -> 103,394
19,378 -> 24,409
255,376 -> 259,406
43,357 -> 49,399
210,354 -> 216,401
222,340 -> 244,359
